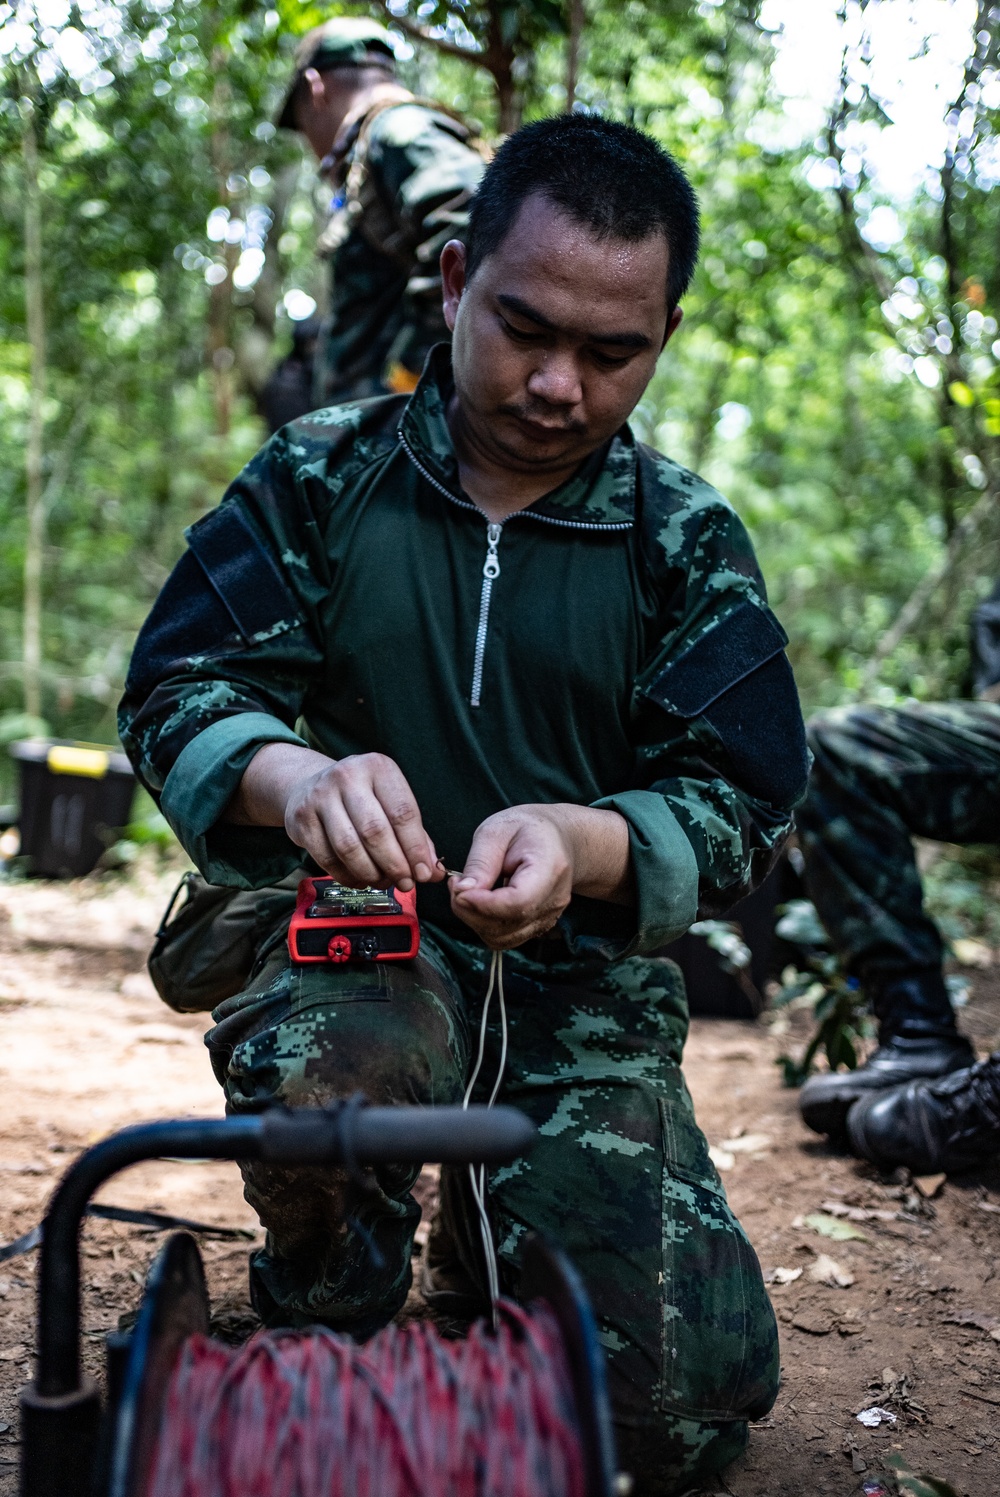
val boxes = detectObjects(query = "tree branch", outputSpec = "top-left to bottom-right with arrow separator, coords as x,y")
368,2 -> 486,68
566,0 -> 585,111
859,484 -> 997,691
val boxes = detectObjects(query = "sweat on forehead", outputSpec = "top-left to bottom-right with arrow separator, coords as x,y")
471,197 -> 671,340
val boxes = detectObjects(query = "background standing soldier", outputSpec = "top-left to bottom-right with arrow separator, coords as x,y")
272,17 -> 487,414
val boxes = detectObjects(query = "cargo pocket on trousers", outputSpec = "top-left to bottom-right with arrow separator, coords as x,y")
658,1094 -> 779,1423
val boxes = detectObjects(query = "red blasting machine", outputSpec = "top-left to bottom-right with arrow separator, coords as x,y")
288,878 -> 420,965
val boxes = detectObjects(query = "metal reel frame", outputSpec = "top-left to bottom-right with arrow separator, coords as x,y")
107,1233 -> 209,1497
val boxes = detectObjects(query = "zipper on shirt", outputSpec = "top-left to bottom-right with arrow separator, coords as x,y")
398,427 -> 631,708
471,522 -> 502,708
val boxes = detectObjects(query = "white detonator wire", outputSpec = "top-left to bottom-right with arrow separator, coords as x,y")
461,947 -> 508,1328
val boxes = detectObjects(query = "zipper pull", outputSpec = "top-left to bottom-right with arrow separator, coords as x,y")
483,522 -> 502,579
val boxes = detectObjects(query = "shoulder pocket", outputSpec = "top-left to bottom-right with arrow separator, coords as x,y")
644,600 -> 788,718
187,503 -> 304,645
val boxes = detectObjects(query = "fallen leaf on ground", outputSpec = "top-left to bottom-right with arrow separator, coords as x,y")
719,1132 -> 772,1153
857,1406 -> 897,1428
0,1346 -> 25,1361
808,1253 -> 855,1287
801,1212 -> 869,1242
866,1368 -> 929,1423
766,1265 -> 803,1285
707,1146 -> 734,1171
913,1173 -> 946,1198
943,1309 -> 1000,1333
821,1199 -> 899,1222
843,1436 -> 866,1473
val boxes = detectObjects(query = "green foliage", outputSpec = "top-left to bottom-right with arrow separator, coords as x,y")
922,843 -> 1000,947
0,0 -> 997,782
771,898 -> 872,1087
773,966 -> 870,1089
772,843 -> 1000,1085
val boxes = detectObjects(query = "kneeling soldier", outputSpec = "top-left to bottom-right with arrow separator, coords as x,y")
121,116 -> 808,1495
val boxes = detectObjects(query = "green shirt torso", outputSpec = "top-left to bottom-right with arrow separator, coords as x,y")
121,351 -> 806,958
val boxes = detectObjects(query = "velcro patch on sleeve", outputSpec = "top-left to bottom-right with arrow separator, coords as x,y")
645,600 -> 788,718
187,503 -> 303,643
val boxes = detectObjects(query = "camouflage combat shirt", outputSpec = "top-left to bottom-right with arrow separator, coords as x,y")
314,96 -> 486,404
120,347 -> 809,960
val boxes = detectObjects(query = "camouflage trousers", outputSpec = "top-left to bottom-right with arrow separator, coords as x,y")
206,918 -> 779,1495
798,701 -> 1000,987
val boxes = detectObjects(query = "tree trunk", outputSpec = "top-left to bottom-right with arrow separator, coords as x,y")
485,1 -> 521,133
22,98 -> 46,723
208,42 -> 234,436
566,0 -> 584,111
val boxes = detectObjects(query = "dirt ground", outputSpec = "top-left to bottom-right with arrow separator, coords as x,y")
1,864 -> 999,1497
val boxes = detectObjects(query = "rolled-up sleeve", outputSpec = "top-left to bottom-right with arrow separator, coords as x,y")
567,499 -> 809,961
590,789 -> 700,949
160,713 -> 308,887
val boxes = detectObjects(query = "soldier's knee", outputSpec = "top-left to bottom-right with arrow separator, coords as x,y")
222,965 -> 465,1111
616,1414 -> 749,1496
805,704 -> 860,758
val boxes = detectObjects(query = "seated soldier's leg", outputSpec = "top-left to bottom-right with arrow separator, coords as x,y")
797,702 -> 1000,1135
442,953 -> 778,1497
206,933 -> 468,1334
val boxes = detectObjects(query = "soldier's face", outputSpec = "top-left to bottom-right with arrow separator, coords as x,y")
442,193 -> 681,474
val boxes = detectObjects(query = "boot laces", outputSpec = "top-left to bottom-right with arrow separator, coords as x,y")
933,1054 -> 1000,1147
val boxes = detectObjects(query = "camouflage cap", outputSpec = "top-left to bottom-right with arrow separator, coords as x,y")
277,18 -> 396,129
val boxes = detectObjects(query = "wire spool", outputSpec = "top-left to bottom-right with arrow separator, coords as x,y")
109,1233 -> 618,1497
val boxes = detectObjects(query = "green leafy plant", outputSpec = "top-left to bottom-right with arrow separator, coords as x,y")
770,899 -> 872,1088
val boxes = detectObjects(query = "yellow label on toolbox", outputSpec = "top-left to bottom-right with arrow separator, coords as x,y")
47,745 -> 109,778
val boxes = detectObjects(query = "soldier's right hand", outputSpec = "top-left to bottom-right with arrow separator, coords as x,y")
231,744 -> 442,892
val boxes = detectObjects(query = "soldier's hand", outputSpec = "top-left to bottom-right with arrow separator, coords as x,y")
231,744 -> 442,892
450,803 -> 632,950
285,752 -> 442,891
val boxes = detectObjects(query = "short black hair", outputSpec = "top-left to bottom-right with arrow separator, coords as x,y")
465,115 -> 699,312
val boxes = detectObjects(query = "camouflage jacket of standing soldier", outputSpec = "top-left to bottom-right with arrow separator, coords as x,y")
313,92 -> 487,405
119,347 -> 809,967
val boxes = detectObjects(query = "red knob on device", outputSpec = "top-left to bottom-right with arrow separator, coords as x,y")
327,934 -> 352,963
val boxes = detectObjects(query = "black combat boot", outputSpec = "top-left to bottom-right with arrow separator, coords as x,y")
847,1051 -> 1000,1174
798,971 -> 974,1139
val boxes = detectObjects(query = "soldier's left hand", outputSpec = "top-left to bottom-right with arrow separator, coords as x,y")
450,803 -> 632,949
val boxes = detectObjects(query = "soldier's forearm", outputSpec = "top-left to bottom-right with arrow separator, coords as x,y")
226,742 -> 336,826
546,804 -> 634,906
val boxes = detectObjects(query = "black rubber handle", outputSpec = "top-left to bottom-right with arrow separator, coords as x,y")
33,1103 -> 535,1398
260,1104 -> 535,1164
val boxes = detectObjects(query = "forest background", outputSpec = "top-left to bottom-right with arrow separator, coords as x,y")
1,0 -> 999,803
